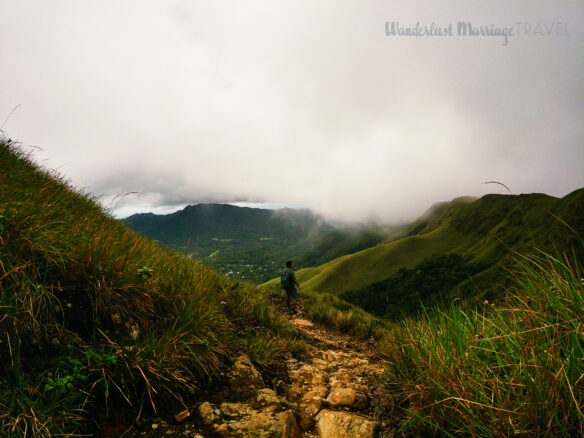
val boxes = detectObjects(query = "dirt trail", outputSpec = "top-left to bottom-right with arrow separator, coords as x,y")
129,301 -> 396,438
284,313 -> 395,437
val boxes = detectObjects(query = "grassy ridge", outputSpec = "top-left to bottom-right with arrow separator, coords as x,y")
0,140 -> 304,436
341,254 -> 490,320
262,189 -> 584,302
263,222 -> 470,294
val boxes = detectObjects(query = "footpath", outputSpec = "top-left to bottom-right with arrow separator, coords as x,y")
129,300 -> 397,438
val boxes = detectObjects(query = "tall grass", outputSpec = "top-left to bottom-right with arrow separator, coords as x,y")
379,250 -> 584,436
0,139 -> 304,435
300,289 -> 387,340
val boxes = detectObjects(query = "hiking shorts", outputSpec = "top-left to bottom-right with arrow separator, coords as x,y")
285,287 -> 298,300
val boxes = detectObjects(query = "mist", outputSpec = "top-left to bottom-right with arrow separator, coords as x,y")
1,0 -> 583,223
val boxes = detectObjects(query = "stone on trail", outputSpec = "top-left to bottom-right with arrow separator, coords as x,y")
325,387 -> 368,410
315,409 -> 378,438
227,354 -> 265,399
256,388 -> 282,406
293,318 -> 314,329
212,406 -> 301,438
198,401 -> 218,425
287,363 -> 329,431
322,350 -> 348,362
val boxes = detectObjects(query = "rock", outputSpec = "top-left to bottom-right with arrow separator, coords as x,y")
214,423 -> 229,435
322,350 -> 346,362
174,409 -> 190,423
256,388 -> 281,406
315,409 -> 378,438
219,402 -> 251,418
348,358 -> 369,367
312,358 -> 329,370
212,407 -> 301,438
226,355 -> 265,399
325,387 -> 367,410
293,318 -> 314,328
198,402 -> 217,425
287,363 -> 329,431
288,364 -> 328,400
285,358 -> 299,371
297,397 -> 322,430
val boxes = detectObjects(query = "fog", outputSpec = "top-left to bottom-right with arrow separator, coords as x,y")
1,0 -> 583,222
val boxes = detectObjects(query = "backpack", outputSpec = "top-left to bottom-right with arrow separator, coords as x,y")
280,270 -> 293,290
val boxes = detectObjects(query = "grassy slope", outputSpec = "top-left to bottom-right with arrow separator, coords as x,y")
262,190 -> 584,299
0,140 -> 304,436
379,250 -> 584,436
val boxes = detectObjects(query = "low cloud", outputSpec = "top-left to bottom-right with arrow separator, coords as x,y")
1,1 -> 583,223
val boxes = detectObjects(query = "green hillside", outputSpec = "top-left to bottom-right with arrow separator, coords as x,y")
123,204 -> 394,283
262,190 -> 584,307
0,140 -> 304,435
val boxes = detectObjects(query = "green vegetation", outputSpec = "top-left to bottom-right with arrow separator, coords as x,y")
379,250 -> 584,436
262,189 -> 584,306
342,254 -> 489,319
0,140 -> 305,436
302,290 -> 387,339
123,204 -> 394,283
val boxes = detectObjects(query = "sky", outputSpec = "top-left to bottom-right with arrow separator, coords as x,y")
1,1 -> 583,222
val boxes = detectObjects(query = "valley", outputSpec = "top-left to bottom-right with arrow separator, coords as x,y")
123,204 -> 396,283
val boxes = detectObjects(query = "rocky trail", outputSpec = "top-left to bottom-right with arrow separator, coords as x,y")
129,297 -> 397,438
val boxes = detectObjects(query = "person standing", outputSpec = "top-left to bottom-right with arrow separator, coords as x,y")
281,260 -> 300,315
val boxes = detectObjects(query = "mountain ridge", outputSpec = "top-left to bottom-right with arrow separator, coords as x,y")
262,188 -> 584,309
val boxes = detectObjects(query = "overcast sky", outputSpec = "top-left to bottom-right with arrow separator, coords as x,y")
1,1 -> 583,222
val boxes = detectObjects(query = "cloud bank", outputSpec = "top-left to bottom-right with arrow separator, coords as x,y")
1,0 -> 583,222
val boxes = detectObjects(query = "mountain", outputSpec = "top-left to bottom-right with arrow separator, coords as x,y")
262,189 -> 584,318
123,204 -> 396,282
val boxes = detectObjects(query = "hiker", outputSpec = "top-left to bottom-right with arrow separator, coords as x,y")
281,260 -> 300,315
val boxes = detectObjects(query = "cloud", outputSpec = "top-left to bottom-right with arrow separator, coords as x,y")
1,0 -> 583,222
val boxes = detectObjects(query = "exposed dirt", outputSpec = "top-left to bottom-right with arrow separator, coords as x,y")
125,295 -> 397,437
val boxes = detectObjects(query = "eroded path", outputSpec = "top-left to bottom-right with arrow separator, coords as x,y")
285,316 -> 395,437
130,310 -> 396,437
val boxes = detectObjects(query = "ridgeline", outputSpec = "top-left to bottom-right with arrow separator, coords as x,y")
262,188 -> 584,317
